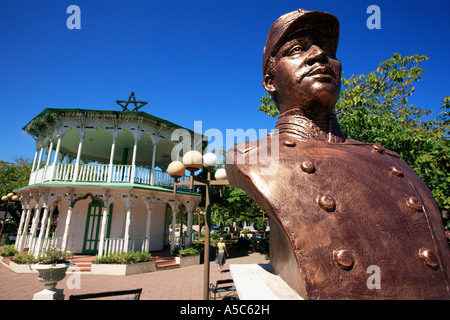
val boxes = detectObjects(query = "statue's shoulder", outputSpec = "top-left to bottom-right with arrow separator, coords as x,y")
226,134 -> 273,162
224,135 -> 273,188
344,138 -> 402,159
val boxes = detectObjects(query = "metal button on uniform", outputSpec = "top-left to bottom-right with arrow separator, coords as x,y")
372,143 -> 385,153
390,166 -> 404,177
301,161 -> 315,173
418,248 -> 439,269
318,195 -> 336,212
333,249 -> 354,270
406,196 -> 423,212
283,139 -> 296,147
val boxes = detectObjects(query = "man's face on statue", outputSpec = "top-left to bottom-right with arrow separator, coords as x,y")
264,30 -> 342,119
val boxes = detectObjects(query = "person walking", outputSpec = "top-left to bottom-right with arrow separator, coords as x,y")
215,237 -> 229,273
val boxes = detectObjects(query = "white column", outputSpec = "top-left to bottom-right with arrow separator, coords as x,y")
170,205 -> 177,253
15,207 -> 27,250
17,208 -> 32,252
179,209 -> 184,248
150,144 -> 157,185
34,206 -> 49,258
36,147 -> 44,171
187,207 -> 194,247
72,136 -> 84,182
43,140 -> 53,181
28,205 -> 42,253
45,207 -> 54,239
144,202 -> 153,252
97,207 -> 109,257
107,138 -> 116,183
130,139 -> 138,183
31,150 -> 39,172
61,206 -> 73,251
51,136 -> 62,180
123,207 -> 131,252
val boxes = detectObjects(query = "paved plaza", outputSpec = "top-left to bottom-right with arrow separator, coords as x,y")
0,248 -> 269,300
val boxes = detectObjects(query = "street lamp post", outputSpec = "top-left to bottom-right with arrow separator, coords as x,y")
168,151 -> 228,300
0,193 -> 19,242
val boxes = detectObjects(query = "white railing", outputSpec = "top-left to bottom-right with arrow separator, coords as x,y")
134,166 -> 151,184
109,165 -> 132,183
29,163 -> 189,189
104,238 -> 125,255
27,236 -> 63,256
77,163 -> 109,182
103,237 -> 147,255
39,237 -> 63,255
152,169 -> 174,188
54,163 -> 76,181
171,235 -> 189,249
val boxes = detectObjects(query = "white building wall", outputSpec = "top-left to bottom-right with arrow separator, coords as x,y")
130,199 -> 146,238
56,198 -> 91,254
109,198 -> 126,239
148,201 -> 167,251
54,197 -> 169,254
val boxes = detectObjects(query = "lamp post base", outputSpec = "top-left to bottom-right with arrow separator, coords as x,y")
33,288 -> 65,300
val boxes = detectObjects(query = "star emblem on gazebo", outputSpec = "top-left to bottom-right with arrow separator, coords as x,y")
116,92 -> 148,112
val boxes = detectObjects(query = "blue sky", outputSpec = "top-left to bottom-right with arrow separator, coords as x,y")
0,0 -> 449,162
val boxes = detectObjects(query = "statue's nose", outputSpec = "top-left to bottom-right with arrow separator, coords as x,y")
306,45 -> 329,65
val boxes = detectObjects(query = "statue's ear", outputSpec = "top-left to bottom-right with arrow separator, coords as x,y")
263,74 -> 276,93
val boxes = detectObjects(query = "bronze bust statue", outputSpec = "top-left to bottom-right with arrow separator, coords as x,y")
226,9 -> 450,299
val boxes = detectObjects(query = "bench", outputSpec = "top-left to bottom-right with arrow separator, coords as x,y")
69,288 -> 142,300
209,279 -> 236,300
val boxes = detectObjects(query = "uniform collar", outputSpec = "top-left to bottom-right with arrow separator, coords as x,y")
275,108 -> 346,143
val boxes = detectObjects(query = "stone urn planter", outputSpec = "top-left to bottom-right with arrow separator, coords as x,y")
31,263 -> 69,300
176,254 -> 201,267
91,260 -> 156,275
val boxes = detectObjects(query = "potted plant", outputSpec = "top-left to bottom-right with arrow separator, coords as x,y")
91,251 -> 155,275
175,245 -> 202,267
31,247 -> 74,300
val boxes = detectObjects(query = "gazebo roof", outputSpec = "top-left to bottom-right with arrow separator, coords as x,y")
23,108 -> 195,138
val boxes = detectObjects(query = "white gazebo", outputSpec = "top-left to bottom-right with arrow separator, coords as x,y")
14,105 -> 202,257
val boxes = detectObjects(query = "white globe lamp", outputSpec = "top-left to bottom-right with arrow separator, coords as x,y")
203,153 -> 218,171
182,150 -> 203,172
215,168 -> 227,180
168,161 -> 186,179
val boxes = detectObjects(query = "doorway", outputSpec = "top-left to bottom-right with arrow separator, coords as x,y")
82,200 -> 113,254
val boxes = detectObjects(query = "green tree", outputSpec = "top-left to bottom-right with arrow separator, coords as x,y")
258,53 -> 450,215
211,185 -> 263,230
0,157 -> 32,220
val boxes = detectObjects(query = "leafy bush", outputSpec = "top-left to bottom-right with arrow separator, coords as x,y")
0,245 -> 17,257
175,244 -> 202,257
94,251 -> 152,264
211,232 -> 231,240
10,247 -> 73,265
12,253 -> 39,264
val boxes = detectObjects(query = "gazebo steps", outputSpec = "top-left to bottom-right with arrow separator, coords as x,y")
154,255 -> 180,271
65,252 -> 183,272
68,261 -> 92,272
68,256 -> 96,272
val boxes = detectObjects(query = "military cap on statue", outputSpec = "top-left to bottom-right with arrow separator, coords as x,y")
262,9 -> 340,75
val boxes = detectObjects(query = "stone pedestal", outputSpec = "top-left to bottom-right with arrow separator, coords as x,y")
33,288 -> 65,300
230,264 -> 303,300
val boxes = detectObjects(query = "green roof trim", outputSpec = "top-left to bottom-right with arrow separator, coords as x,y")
13,181 -> 201,197
23,108 -> 197,137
